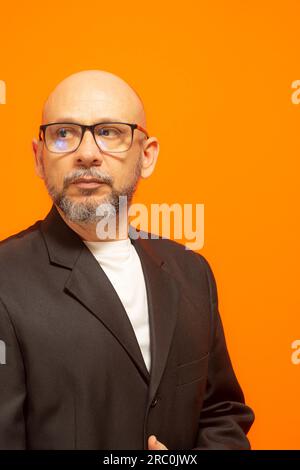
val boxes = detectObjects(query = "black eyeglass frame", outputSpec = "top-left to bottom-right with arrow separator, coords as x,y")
38,121 -> 149,154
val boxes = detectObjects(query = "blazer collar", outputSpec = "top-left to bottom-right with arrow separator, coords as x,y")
40,204 -> 179,403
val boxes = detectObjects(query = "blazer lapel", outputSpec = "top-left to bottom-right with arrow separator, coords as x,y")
40,204 -> 150,383
40,205 -> 180,400
131,234 -> 180,405
64,247 -> 151,383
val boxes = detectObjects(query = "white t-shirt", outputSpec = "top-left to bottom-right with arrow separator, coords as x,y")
83,237 -> 151,372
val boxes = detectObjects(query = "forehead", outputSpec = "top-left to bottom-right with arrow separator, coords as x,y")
43,87 -> 141,125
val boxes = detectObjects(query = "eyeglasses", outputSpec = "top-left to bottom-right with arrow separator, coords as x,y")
39,121 -> 149,154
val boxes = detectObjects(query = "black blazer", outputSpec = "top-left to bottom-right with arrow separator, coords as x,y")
0,204 -> 254,449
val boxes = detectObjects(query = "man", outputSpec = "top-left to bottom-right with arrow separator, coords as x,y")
0,70 -> 254,450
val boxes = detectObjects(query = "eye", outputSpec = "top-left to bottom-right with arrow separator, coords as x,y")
97,127 -> 121,138
57,128 -> 72,139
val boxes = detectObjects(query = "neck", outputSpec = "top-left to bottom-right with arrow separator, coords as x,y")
55,205 -> 129,242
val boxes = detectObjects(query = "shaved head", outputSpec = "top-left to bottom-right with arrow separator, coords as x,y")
42,70 -> 147,128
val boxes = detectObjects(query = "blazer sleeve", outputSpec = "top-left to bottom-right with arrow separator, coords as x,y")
193,256 -> 255,450
0,297 -> 27,449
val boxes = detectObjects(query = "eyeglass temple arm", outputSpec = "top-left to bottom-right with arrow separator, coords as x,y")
38,127 -> 44,141
136,124 -> 149,139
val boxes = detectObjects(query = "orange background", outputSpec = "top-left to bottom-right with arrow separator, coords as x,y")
0,0 -> 299,449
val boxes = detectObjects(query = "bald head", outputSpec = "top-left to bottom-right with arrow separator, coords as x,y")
42,70 -> 147,128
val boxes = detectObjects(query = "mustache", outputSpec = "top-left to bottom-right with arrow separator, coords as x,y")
63,168 -> 113,189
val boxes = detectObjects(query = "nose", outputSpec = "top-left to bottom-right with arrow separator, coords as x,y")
74,128 -> 103,165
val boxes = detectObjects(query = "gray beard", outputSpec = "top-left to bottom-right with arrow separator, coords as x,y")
44,159 -> 142,224
54,190 -> 126,224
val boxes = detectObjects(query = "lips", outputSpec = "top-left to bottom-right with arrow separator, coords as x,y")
71,177 -> 105,190
72,178 -> 103,184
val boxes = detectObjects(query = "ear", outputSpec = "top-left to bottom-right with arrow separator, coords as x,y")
140,137 -> 159,179
32,137 -> 45,179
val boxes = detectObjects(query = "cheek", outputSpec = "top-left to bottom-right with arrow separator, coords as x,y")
111,154 -> 141,186
43,157 -> 68,189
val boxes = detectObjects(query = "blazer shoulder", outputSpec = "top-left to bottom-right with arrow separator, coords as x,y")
0,219 -> 42,261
